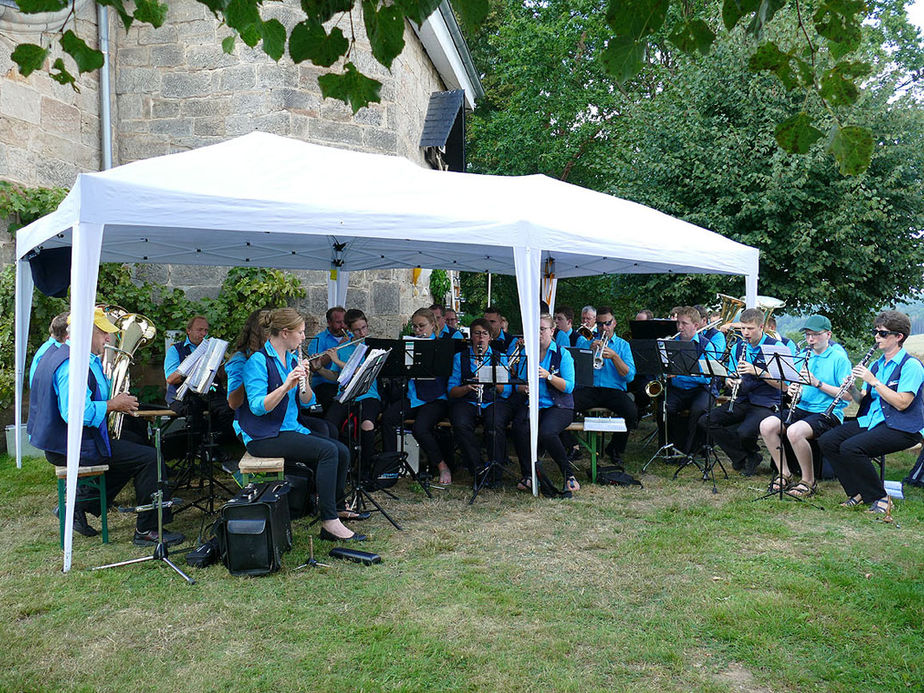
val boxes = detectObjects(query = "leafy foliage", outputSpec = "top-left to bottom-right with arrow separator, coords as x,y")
428,268 -> 451,305
0,183 -> 68,234
467,0 -> 924,342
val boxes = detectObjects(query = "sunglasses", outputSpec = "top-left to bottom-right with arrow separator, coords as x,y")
596,319 -> 614,327
872,329 -> 899,338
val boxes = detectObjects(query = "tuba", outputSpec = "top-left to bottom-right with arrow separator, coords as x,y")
106,312 -> 156,440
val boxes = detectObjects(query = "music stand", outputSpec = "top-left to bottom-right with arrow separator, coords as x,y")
335,347 -> 405,529
631,339 -> 668,448
643,341 -> 698,470
674,354 -> 731,492
750,349 -> 822,507
93,415 -> 195,584
467,348 -> 518,505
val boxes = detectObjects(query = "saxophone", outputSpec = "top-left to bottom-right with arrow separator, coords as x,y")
106,312 -> 156,439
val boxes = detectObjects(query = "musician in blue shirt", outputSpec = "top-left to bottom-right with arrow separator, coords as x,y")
28,307 -> 182,545
704,308 -> 785,476
759,315 -> 852,497
571,306 -> 638,464
819,311 -> 924,516
380,308 -> 452,484
306,306 -> 349,412
28,311 -> 68,387
511,314 -> 577,493
448,318 -> 514,482
239,308 -> 361,542
431,304 -> 463,340
665,307 -> 719,455
552,305 -> 591,350
164,315 -> 209,408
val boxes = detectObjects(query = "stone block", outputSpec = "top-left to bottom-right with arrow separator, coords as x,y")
193,117 -> 225,137
308,285 -> 328,316
117,134 -> 169,163
372,281 -> 400,314
344,288 -> 369,313
35,131 -> 82,164
225,115 -> 255,136
312,120 -> 364,148
319,99 -> 353,123
186,44 -> 239,70
162,72 -> 212,99
0,116 -> 36,149
151,118 -> 193,136
36,157 -> 80,188
253,111 -> 291,135
230,91 -> 266,114
169,264 -> 229,286
277,88 -> 320,113
219,65 -> 256,92
115,67 -> 160,95
174,19 -> 218,42
181,98 -> 230,118
116,47 -> 152,67
134,24 -> 180,45
119,117 -> 152,135
151,99 -> 181,119
255,63 -> 297,89
364,128 -> 397,154
116,93 -> 144,120
133,263 -> 169,285
41,97 -> 81,135
297,65 -> 324,93
181,285 -> 221,302
0,82 -> 41,124
353,105 -> 385,127
151,44 -> 185,67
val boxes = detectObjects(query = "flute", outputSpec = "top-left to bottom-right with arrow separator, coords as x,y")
297,345 -> 309,395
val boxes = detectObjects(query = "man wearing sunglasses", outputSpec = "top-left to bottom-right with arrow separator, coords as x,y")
571,306 -> 637,464
818,311 -> 924,516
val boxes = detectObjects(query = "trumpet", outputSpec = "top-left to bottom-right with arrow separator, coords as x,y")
785,346 -> 813,424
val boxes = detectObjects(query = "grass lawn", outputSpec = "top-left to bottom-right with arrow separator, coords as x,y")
1,426 -> 921,692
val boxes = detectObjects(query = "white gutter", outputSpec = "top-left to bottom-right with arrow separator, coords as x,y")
412,1 -> 484,110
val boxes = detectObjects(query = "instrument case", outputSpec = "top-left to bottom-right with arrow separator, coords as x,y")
217,481 -> 292,576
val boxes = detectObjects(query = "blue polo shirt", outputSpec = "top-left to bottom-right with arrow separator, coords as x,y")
242,341 -> 315,445
779,335 -> 798,356
408,333 -> 447,408
729,333 -> 773,370
439,325 -> 463,340
164,337 -> 195,378
593,335 -> 635,390
672,333 -> 721,390
449,345 -> 511,409
795,344 -> 853,419
554,328 -> 591,350
29,336 -> 61,387
225,350 -> 247,437
54,347 -> 109,429
516,342 -> 575,408
858,348 -> 924,430
706,329 -> 727,359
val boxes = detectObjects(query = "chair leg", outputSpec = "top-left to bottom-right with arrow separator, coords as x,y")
98,474 -> 108,544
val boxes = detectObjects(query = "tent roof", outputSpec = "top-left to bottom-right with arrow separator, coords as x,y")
17,132 -> 758,279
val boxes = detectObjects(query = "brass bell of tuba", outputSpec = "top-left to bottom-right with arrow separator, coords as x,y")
644,379 -> 664,398
106,312 -> 156,440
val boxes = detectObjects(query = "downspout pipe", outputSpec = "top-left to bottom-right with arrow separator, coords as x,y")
97,5 -> 112,170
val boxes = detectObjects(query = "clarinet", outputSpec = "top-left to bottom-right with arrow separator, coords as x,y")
822,344 -> 878,420
473,343 -> 485,406
296,345 -> 309,395
728,349 -> 747,413
785,346 -> 813,424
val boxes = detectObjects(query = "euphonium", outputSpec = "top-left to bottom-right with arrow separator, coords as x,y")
107,312 -> 156,439
645,379 -> 664,398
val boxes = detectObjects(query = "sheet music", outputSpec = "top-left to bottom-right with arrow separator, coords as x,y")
338,342 -> 368,385
699,357 -> 730,378
477,363 -> 508,384
760,344 -> 801,381
402,336 -> 426,366
176,338 -> 210,376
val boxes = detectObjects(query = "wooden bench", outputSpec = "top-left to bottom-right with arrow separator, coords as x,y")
55,465 -> 109,546
237,453 -> 285,486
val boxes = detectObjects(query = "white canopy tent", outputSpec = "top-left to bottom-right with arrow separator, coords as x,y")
14,132 -> 759,571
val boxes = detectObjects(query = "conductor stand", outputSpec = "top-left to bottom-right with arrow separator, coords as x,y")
750,348 -> 823,508
643,340 -> 696,471
468,347 -> 517,505
336,345 -> 404,530
93,418 -> 195,584
674,353 -> 729,493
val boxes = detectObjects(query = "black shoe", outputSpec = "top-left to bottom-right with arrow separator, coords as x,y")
133,529 -> 185,547
339,511 -> 372,521
731,458 -> 745,471
743,454 -> 762,477
319,527 -> 367,542
54,505 -> 98,537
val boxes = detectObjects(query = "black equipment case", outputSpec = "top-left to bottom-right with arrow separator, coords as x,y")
217,481 -> 293,576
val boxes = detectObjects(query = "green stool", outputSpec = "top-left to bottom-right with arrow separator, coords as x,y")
236,453 -> 285,487
55,465 -> 109,547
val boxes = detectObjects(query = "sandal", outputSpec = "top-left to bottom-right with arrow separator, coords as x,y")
437,462 -> 452,486
516,477 -> 532,492
768,474 -> 792,493
839,495 -> 864,508
868,496 -> 893,519
566,475 -> 580,492
787,480 -> 817,498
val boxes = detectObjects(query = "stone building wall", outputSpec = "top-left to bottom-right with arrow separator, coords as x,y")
1,0 -> 453,337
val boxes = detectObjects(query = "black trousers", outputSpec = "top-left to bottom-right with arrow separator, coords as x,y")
665,386 -> 711,454
381,398 -> 448,468
47,438 -> 170,533
511,406 -> 574,478
325,398 -> 382,472
703,401 -> 774,466
449,398 -> 515,474
312,382 -> 339,414
818,420 -> 921,503
246,430 -> 349,521
572,386 -> 638,456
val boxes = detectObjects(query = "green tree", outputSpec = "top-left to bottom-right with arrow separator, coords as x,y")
7,0 -> 907,173
467,0 -> 924,341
